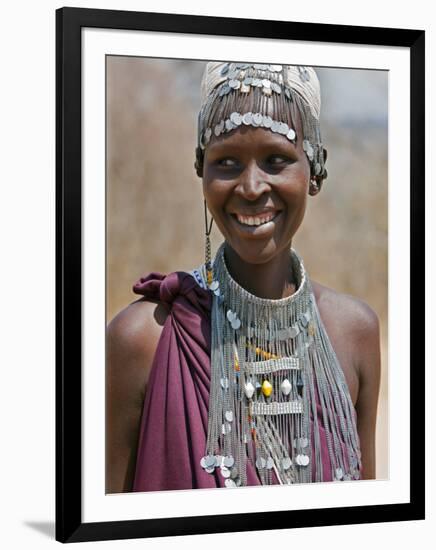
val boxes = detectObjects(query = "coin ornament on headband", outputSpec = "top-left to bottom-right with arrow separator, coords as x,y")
195,62 -> 328,185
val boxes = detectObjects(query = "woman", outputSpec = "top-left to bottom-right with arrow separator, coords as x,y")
106,62 -> 381,493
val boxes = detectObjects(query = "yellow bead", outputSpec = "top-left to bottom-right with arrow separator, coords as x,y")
261,380 -> 273,397
263,352 -> 271,360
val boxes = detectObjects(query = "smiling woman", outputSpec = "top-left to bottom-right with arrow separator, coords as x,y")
106,61 -> 381,493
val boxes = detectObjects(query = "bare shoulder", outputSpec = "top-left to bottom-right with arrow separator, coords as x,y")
311,280 -> 379,334
107,297 -> 169,367
106,298 -> 169,493
311,280 -> 381,377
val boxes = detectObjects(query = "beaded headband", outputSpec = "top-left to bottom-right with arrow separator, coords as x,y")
195,61 -> 327,182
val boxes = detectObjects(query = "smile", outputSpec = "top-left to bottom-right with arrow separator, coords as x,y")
229,210 -> 282,238
235,212 -> 278,226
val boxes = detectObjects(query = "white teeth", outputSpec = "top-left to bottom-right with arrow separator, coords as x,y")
236,213 -> 276,226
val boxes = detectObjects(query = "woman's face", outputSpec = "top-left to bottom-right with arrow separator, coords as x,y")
202,117 -> 311,265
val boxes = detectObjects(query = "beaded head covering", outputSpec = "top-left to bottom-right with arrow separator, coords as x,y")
195,61 -> 327,184
193,61 -> 362,488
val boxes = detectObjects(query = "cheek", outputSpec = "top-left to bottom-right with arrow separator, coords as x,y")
278,164 -> 310,199
202,177 -> 231,207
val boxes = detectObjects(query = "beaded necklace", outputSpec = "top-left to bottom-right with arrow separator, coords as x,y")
194,242 -> 362,486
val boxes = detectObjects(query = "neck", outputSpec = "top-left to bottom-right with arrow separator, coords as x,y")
223,242 -> 298,300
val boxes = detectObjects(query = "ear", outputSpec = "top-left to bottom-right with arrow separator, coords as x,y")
308,146 -> 328,195
308,179 -> 321,196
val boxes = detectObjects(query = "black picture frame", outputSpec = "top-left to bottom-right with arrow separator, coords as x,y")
56,6 -> 425,543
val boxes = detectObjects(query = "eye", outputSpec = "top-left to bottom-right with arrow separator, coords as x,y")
216,157 -> 239,167
267,155 -> 292,166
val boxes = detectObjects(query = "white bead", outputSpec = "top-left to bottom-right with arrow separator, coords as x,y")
244,382 -> 255,399
280,379 -> 292,396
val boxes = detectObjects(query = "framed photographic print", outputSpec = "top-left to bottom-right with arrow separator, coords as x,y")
56,7 -> 425,543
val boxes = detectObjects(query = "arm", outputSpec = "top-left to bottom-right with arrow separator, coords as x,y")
353,305 -> 382,480
106,299 -> 167,493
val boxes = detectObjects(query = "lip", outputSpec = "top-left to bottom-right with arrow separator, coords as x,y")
228,210 -> 282,238
230,208 -> 280,217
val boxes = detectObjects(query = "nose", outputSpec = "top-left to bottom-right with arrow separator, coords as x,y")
234,160 -> 271,201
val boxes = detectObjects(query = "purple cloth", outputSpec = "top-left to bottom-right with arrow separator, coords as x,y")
131,271 -> 354,492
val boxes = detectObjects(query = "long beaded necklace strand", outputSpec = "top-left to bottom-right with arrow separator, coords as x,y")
191,242 -> 362,487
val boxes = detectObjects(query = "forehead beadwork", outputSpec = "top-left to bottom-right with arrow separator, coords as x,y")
196,61 -> 327,181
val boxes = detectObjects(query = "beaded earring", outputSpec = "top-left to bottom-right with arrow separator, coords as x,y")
204,199 -> 214,287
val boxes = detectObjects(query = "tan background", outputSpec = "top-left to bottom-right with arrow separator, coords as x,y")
106,57 -> 388,479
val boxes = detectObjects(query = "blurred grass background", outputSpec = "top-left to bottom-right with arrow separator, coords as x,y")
106,57 -> 388,479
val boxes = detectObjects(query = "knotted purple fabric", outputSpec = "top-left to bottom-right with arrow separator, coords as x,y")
131,271 -> 354,492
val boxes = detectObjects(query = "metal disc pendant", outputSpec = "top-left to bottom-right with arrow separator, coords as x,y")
271,82 -> 281,94
227,309 -> 237,322
225,410 -> 234,422
205,455 -> 216,467
220,467 -> 231,479
262,115 -> 273,128
289,325 -> 300,338
287,128 -> 296,141
223,455 -> 234,468
230,112 -> 242,126
282,457 -> 292,470
225,119 -> 235,132
222,423 -> 231,434
252,112 -> 262,126
242,112 -> 253,125
221,63 -> 230,75
256,457 -> 266,469
220,377 -> 229,389
278,122 -> 289,135
231,318 -> 241,330
298,454 -> 309,466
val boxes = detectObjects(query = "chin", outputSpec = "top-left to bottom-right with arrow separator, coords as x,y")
225,238 -> 286,266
